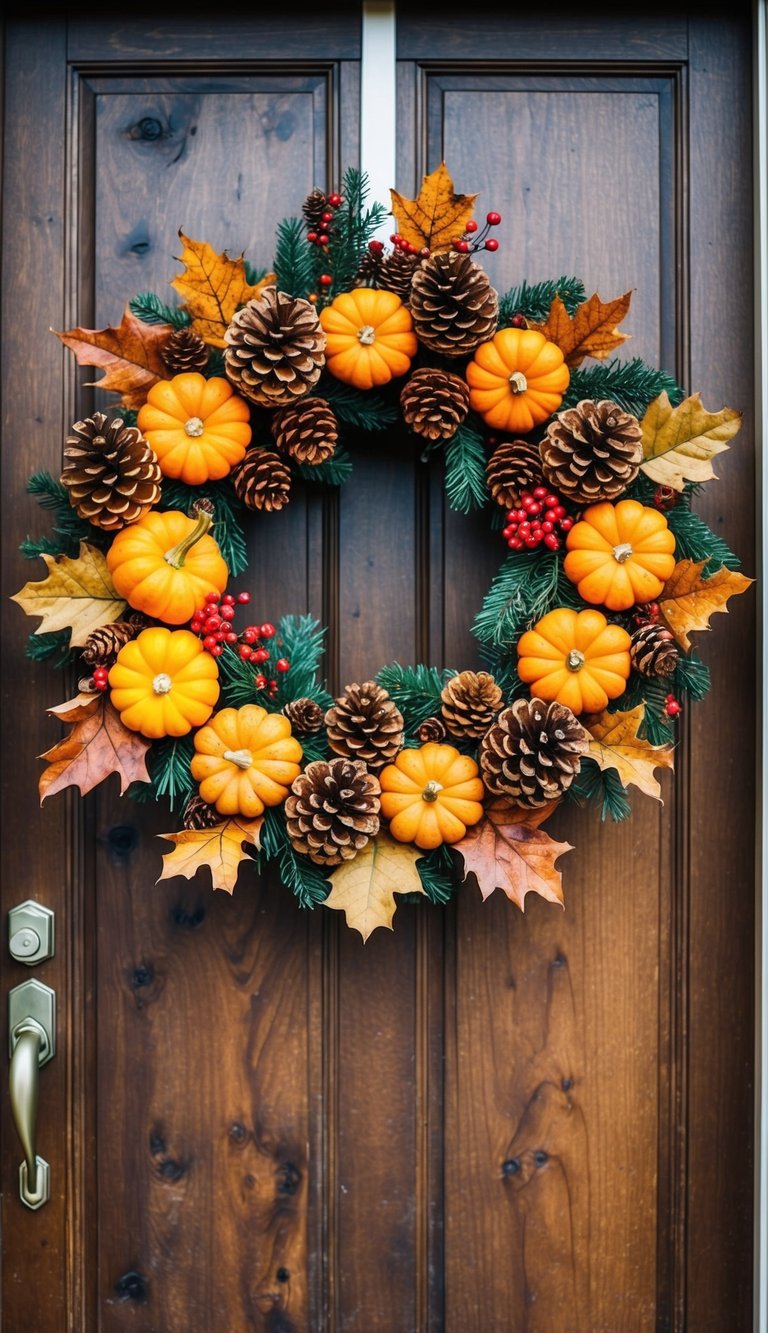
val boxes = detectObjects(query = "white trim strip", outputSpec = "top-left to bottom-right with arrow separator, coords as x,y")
757,3 -> 767,1330
360,0 -> 397,241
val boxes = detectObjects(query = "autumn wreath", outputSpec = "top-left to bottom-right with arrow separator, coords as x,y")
12,164 -> 752,939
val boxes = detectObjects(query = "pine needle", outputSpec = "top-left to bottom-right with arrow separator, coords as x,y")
319,376 -> 399,430
375,662 -> 455,730
566,757 -> 634,823
565,358 -> 684,418
295,444 -> 354,487
129,292 -> 189,328
273,217 -> 317,300
443,422 -> 489,513
472,549 -> 581,652
261,806 -> 330,907
498,276 -> 586,324
417,844 -> 457,905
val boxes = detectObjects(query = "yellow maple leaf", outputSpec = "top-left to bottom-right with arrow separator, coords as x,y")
157,817 -> 264,895
537,290 -> 632,367
454,799 -> 571,911
11,542 -> 127,647
53,307 -> 173,411
584,706 -> 674,802
323,832 -> 424,941
171,230 -> 276,348
639,391 -> 742,492
390,162 -> 479,254
658,559 -> 753,652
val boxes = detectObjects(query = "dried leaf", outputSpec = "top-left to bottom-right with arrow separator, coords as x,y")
53,307 -> 172,410
537,290 -> 632,368
639,391 -> 742,491
171,230 -> 276,348
47,692 -> 104,724
323,832 -> 425,941
11,542 -> 127,647
584,705 -> 674,802
658,559 -> 753,652
454,799 -> 572,911
390,162 -> 479,254
39,696 -> 151,801
157,817 -> 264,894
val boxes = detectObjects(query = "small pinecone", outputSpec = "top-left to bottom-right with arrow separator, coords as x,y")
282,696 -> 326,735
355,246 -> 385,288
271,397 -> 338,465
629,623 -> 680,678
400,368 -> 470,442
325,681 -> 404,770
223,287 -> 326,407
417,715 -> 447,744
162,327 -> 209,375
409,252 -> 499,358
61,412 -> 162,530
486,439 -> 545,508
182,795 -> 223,830
81,618 -> 141,666
231,449 -> 292,512
440,670 -> 504,740
479,698 -> 590,808
285,757 -> 381,866
302,187 -> 329,231
540,399 -> 643,504
378,249 -> 421,301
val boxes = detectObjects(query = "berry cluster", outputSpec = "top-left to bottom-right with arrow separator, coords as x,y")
189,592 -> 290,698
664,693 -> 682,719
306,192 -> 343,248
388,233 -> 431,259
452,211 -> 502,255
502,487 -> 574,552
632,600 -> 661,628
92,665 -> 109,692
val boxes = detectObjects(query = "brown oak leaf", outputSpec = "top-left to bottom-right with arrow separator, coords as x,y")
658,559 -> 753,652
536,290 -> 632,367
390,162 -> 479,254
639,391 -> 742,492
584,706 -> 674,802
171,230 -> 276,348
157,817 -> 264,894
11,542 -> 127,647
454,799 -> 572,911
39,695 -> 151,802
53,306 -> 172,411
323,832 -> 425,941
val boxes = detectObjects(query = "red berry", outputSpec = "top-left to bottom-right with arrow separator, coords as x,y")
242,626 -> 259,644
486,211 -> 502,225
465,219 -> 478,233
210,643 -> 224,657
559,517 -> 574,532
189,618 -> 203,633
484,238 -> 499,252
321,211 -> 333,224
239,644 -> 253,660
453,239 -> 470,253
205,591 -> 220,603
318,233 -> 330,245
221,593 -> 235,606
203,635 -> 218,652
543,533 -> 561,551
276,657 -> 290,672
419,246 -> 431,258
509,313 -> 528,329
328,193 -> 343,207
260,623 -> 276,638
307,231 -> 318,243
533,486 -> 548,500
237,591 -> 250,604
253,647 -> 270,664
254,673 -> 267,690
369,239 -> 384,254
225,631 -> 238,643
203,616 -> 221,633
319,273 -> 332,286
220,605 -> 235,621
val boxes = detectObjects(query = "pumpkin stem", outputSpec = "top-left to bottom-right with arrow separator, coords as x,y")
422,779 -> 443,803
163,505 -> 214,569
223,748 -> 254,769
184,416 -> 205,438
613,542 -> 633,563
357,325 -> 376,345
566,649 -> 585,673
152,672 -> 173,695
508,371 -> 528,394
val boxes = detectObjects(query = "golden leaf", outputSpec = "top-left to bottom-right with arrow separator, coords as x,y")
454,799 -> 572,911
53,307 -> 173,411
639,391 -> 742,492
11,542 -> 127,647
658,559 -> 753,652
323,832 -> 425,941
171,230 -> 276,348
390,162 -> 479,254
584,705 -> 674,802
39,696 -> 151,801
157,817 -> 264,895
537,290 -> 632,367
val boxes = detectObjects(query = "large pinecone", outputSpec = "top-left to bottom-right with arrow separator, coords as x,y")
486,439 -> 545,508
231,448 -> 292,512
61,413 -> 162,530
223,287 -> 326,407
325,681 -> 404,770
162,327 -> 209,375
285,757 -> 381,866
400,368 -> 470,442
282,696 -> 326,735
271,397 -> 338,465
629,623 -> 680,678
409,252 -> 499,358
540,399 -> 643,503
479,697 -> 590,807
440,670 -> 504,740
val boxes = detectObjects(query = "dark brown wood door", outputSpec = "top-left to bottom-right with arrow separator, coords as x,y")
1,7 -> 756,1331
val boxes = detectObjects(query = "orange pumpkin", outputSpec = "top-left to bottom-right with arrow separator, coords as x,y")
516,607 -> 631,714
190,704 -> 303,818
466,328 -> 570,433
563,499 -> 676,611
379,742 -> 485,849
137,373 -> 251,485
107,627 -> 219,738
319,288 -> 418,389
106,506 -> 228,625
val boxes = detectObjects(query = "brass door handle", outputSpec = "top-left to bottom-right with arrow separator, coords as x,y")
8,980 -> 55,1209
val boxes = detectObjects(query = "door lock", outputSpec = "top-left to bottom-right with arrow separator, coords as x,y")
8,901 -> 54,965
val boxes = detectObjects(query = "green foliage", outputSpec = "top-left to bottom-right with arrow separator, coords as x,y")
217,616 -> 332,714
665,503 -> 741,571
672,650 -> 710,701
244,262 -> 270,287
129,736 -> 196,811
375,662 -> 454,731
23,471 -> 107,558
443,421 -> 489,513
566,757 -> 633,823
565,358 -> 684,418
319,375 -> 399,430
498,276 -> 586,325
158,478 -> 248,577
130,292 -> 189,328
273,216 -> 317,300
25,629 -> 77,669
323,167 -> 389,300
616,673 -> 676,745
206,348 -> 225,379
417,844 -> 457,905
260,806 -> 330,908
472,549 -> 581,653
295,444 -> 354,487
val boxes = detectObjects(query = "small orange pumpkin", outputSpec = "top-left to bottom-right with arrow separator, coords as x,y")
137,373 -> 252,485
108,627 -> 220,738
190,704 -> 303,818
466,328 -> 570,433
106,506 -> 228,625
319,288 -> 418,389
563,499 -> 676,611
516,607 -> 631,714
379,742 -> 485,850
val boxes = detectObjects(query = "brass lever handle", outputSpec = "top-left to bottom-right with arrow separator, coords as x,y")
8,980 -> 54,1209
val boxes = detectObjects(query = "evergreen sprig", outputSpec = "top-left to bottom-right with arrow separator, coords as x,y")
564,359 -> 685,418
323,167 -> 389,299
25,629 -> 77,669
130,292 -> 190,329
443,421 -> 489,513
566,757 -> 633,822
273,216 -> 318,300
23,471 -> 107,558
616,674 -> 676,746
472,549 -> 581,652
295,444 -> 354,487
158,478 -> 248,577
417,844 -> 456,905
319,375 -> 399,430
375,662 -> 454,731
260,806 -> 331,908
129,737 -> 197,810
498,276 -> 586,325
672,651 -> 710,701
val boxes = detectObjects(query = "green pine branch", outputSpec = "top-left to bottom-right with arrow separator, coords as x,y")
564,359 -> 685,418
322,167 -> 389,299
25,629 -> 77,669
565,757 -> 633,823
273,217 -> 318,300
417,844 -> 457,905
260,806 -> 330,908
295,443 -> 354,487
616,675 -> 676,745
375,662 -> 454,731
128,736 -> 196,810
498,276 -> 586,325
472,549 -> 581,653
158,478 -> 248,577
443,422 -> 490,513
23,471 -> 107,558
671,651 -> 710,702
130,292 -> 190,328
318,376 -> 399,430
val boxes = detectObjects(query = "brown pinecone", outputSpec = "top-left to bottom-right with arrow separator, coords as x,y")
282,696 -> 326,735
486,439 -> 545,508
416,715 -> 447,744
409,252 -> 499,358
378,249 -> 421,301
285,757 -> 381,866
440,670 -> 504,740
182,794 -> 223,830
400,368 -> 470,442
162,327 -> 209,375
540,399 -> 643,504
271,397 -> 338,465
325,681 -> 404,770
81,618 -> 141,666
479,697 -> 590,807
355,245 -> 386,288
302,187 -> 329,231
629,623 -> 680,678
60,412 -> 162,530
223,287 -> 326,407
231,448 -> 292,512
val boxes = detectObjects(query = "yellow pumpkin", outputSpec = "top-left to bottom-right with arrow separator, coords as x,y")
563,499 -> 676,611
466,328 -> 570,433
379,742 -> 485,850
319,288 -> 418,389
516,607 -> 631,714
137,373 -> 251,485
190,704 -> 303,818
106,506 -> 228,625
108,627 -> 220,738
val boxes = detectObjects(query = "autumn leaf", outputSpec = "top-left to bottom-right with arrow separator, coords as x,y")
11,542 -> 127,647
39,695 -> 151,802
658,559 -> 753,652
171,230 -> 276,348
639,391 -> 742,492
584,706 -> 674,802
322,832 -> 425,941
537,290 -> 632,367
390,162 -> 478,254
53,306 -> 172,411
157,817 -> 264,894
454,799 -> 572,911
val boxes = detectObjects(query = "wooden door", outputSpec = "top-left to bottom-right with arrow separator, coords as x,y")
1,6 -> 756,1330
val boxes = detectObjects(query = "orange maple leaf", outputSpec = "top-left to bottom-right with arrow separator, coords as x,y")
39,695 -> 151,802
156,817 -> 264,894
658,559 -> 753,652
390,162 -> 479,254
53,307 -> 173,411
453,798 -> 572,911
171,230 -> 276,347
537,290 -> 632,367
584,705 -> 674,802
